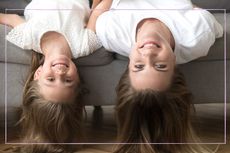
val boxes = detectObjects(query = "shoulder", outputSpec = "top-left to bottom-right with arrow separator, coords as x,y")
171,9 -> 224,64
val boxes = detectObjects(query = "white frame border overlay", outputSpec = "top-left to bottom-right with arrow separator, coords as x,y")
4,8 -> 227,145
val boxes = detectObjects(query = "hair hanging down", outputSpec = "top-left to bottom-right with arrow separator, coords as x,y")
114,67 -> 212,153
19,52 -> 83,153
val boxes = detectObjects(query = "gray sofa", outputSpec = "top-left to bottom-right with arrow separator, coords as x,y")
0,0 -> 229,130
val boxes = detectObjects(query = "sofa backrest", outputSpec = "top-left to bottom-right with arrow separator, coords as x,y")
192,0 -> 230,10
0,0 -> 28,14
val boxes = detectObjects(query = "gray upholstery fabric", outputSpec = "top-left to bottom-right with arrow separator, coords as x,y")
0,25 -> 32,65
179,61 -> 229,104
192,0 -> 230,10
0,0 -> 28,14
0,62 -> 28,108
74,47 -> 114,66
79,60 -> 127,105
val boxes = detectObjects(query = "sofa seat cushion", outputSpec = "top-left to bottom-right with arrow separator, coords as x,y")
74,47 -> 114,66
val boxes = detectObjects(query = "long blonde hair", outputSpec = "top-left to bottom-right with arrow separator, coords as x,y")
19,52 -> 83,153
114,68 -> 212,153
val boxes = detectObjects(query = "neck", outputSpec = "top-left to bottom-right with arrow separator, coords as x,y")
136,18 -> 175,49
41,32 -> 72,58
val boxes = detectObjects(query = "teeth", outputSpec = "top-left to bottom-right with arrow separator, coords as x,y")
53,63 -> 68,67
56,64 -> 65,67
144,43 -> 154,47
143,43 -> 157,48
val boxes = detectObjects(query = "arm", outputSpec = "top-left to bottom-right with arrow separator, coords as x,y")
0,13 -> 25,28
91,0 -> 102,9
86,0 -> 112,32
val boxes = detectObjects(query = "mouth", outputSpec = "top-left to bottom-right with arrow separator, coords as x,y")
140,41 -> 161,49
52,63 -> 69,68
52,58 -> 70,68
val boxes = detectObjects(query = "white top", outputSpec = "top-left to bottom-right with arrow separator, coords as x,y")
6,0 -> 102,58
96,0 -> 223,64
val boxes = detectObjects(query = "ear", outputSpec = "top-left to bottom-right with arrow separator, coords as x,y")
34,66 -> 42,80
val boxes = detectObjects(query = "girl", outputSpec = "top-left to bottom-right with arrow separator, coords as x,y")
0,0 -> 110,152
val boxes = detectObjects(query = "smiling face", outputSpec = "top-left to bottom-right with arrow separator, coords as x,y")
129,18 -> 176,91
34,55 -> 79,103
33,31 -> 80,103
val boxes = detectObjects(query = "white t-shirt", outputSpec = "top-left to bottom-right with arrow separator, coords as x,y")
6,0 -> 102,58
96,0 -> 223,64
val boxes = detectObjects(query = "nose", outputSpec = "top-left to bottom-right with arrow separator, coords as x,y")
52,64 -> 68,75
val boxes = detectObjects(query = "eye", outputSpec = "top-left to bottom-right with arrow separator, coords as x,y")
134,64 -> 145,70
47,77 -> 55,82
65,78 -> 72,83
155,63 -> 167,69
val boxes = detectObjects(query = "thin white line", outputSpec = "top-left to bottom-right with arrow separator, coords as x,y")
4,24 -> 8,144
224,9 -> 227,144
3,8 -> 226,145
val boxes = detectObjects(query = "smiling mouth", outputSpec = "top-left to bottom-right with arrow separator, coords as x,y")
140,41 -> 160,49
52,58 -> 69,68
52,63 -> 69,68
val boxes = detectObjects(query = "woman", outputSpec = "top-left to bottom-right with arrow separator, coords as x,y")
89,0 -> 223,152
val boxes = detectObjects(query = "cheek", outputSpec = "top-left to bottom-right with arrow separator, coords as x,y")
70,64 -> 78,75
129,50 -> 141,62
70,66 -> 79,81
168,52 -> 176,64
129,43 -> 139,57
161,49 -> 175,60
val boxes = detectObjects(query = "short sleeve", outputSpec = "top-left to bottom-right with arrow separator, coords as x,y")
6,20 -> 60,54
173,9 -> 223,64
6,22 -> 33,50
175,30 -> 215,64
72,29 -> 102,58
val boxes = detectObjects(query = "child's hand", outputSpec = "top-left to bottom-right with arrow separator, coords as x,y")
0,13 -> 25,27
